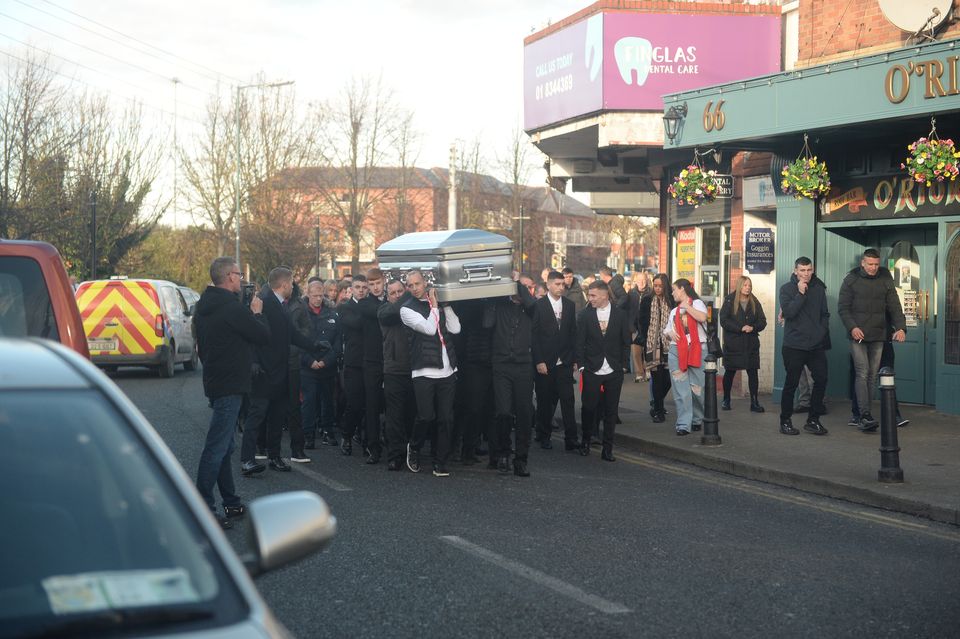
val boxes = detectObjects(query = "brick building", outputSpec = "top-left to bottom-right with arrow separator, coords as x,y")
275,166 -> 599,279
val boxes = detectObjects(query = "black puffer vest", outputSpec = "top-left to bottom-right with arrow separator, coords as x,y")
404,296 -> 458,371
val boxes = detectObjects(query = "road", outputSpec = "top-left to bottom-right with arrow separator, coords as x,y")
115,367 -> 960,638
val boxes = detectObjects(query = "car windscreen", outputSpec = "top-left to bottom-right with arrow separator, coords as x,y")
0,256 -> 59,341
0,389 -> 248,636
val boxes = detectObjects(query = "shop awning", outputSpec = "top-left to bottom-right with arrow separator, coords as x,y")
663,38 -> 960,151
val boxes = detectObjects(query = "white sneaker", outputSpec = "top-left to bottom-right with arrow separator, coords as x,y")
290,451 -> 311,463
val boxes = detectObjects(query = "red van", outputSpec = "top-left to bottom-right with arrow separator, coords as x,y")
0,239 -> 89,358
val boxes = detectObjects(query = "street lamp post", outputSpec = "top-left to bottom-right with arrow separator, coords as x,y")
512,205 -> 531,273
234,80 -> 294,267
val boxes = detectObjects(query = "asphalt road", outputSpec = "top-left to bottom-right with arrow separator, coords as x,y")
114,366 -> 960,639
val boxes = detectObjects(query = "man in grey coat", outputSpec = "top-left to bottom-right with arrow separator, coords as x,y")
837,248 -> 906,432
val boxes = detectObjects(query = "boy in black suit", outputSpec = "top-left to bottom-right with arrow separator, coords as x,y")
575,280 -> 632,461
531,270 -> 578,451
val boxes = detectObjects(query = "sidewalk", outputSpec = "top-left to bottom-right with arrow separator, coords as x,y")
609,377 -> 960,526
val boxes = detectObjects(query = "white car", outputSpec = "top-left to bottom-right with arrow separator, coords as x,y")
0,338 -> 335,637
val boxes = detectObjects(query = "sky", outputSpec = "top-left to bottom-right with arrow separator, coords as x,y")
2,0 -> 589,225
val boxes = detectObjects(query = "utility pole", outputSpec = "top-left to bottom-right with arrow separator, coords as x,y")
448,143 -> 457,231
172,77 -> 180,228
234,79 -> 294,267
89,184 -> 98,280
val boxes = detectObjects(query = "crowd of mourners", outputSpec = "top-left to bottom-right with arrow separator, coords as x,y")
192,248 -> 907,528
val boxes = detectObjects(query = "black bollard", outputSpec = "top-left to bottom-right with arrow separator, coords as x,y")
701,354 -> 721,446
877,366 -> 904,483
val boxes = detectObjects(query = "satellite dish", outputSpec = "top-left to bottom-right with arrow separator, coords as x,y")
878,0 -> 951,33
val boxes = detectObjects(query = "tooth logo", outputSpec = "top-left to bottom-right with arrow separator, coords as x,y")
614,37 -> 653,86
584,13 -> 603,82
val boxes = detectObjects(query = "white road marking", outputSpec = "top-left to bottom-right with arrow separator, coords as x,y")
292,464 -> 353,492
439,535 -> 632,614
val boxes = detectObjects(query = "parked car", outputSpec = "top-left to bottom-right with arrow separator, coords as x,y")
0,238 -> 89,357
0,338 -> 336,638
178,285 -> 201,311
76,277 -> 199,377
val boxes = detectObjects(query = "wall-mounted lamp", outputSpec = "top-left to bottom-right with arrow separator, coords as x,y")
662,102 -> 688,142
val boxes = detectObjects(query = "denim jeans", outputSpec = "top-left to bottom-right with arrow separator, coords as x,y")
850,340 -> 884,418
196,394 -> 243,514
301,372 -> 336,442
668,344 -> 704,432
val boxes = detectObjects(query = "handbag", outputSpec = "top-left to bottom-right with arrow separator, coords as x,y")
706,324 -> 723,359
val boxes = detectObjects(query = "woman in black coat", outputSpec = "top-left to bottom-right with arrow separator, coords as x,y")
719,275 -> 767,412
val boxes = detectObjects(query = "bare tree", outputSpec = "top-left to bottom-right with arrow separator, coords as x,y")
388,109 -> 420,237
180,90 -> 235,256
594,215 -> 658,273
309,75 -> 399,274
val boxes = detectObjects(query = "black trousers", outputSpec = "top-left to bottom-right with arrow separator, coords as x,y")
412,374 -> 456,464
242,393 -> 288,461
363,364 -> 384,456
286,365 -> 305,451
341,365 -> 365,439
383,373 -> 416,463
581,370 -> 623,450
650,365 -> 671,413
722,368 -> 759,398
492,363 -> 534,462
780,346 -> 827,421
461,363 -> 493,459
534,363 -> 577,445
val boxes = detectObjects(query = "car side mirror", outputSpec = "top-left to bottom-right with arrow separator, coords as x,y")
242,491 -> 336,578
185,304 -> 196,317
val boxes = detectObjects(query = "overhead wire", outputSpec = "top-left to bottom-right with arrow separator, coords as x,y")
38,0 -> 246,85
0,48 -> 209,128
0,32 -> 210,117
0,10 -> 220,101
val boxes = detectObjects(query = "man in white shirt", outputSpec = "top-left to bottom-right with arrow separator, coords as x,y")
399,270 -> 461,477
574,280 -> 632,461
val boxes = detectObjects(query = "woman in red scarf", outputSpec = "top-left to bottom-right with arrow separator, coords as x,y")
663,279 -> 709,436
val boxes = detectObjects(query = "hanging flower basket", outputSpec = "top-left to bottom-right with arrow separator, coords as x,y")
667,157 -> 718,208
780,134 -> 831,200
902,118 -> 960,186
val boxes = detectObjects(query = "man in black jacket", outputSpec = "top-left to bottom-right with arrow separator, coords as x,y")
336,274 -> 369,455
778,256 -> 831,436
486,275 -> 538,477
194,257 -> 270,528
453,298 -> 494,466
240,267 -> 324,472
400,270 -> 461,477
532,270 -> 578,451
299,280 -> 341,449
357,268 -> 386,463
598,266 -> 628,310
837,250 -> 906,432
378,279 -> 416,471
576,280 -> 631,461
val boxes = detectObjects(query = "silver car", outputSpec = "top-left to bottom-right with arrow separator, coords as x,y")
0,338 -> 336,638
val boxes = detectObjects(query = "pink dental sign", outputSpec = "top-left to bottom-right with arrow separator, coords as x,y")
524,12 -> 781,131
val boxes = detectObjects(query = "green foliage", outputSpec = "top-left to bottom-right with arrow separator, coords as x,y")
117,225 -> 218,291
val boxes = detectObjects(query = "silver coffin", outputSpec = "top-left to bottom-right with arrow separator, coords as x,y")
376,230 -> 515,302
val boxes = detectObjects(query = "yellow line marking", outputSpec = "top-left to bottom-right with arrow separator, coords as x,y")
613,450 -> 960,543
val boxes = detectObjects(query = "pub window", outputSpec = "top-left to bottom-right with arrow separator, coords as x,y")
946,232 -> 960,365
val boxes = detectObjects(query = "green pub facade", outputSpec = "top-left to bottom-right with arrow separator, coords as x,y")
664,38 -> 960,416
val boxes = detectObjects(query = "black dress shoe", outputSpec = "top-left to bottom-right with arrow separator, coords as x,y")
600,449 -> 616,462
652,412 -> 666,423
387,459 -> 402,471
497,455 -> 510,474
564,442 -> 579,451
365,455 -> 380,465
240,460 -> 265,476
269,457 -> 291,472
513,460 -> 530,477
540,439 -> 553,450
578,443 -> 590,456
340,438 -> 352,456
223,504 -> 246,518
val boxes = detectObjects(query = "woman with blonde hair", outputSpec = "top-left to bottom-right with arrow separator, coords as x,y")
628,270 -> 652,382
719,275 -> 767,412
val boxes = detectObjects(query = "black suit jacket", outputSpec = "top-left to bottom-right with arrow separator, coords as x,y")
531,295 -> 577,367
575,304 -> 631,374
252,290 -> 316,398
